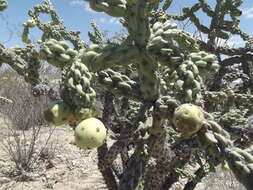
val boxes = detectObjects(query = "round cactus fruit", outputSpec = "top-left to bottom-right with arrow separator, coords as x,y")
43,101 -> 74,126
74,118 -> 107,149
172,104 -> 205,135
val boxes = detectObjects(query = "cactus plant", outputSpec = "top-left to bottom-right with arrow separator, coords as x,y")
0,0 -> 7,11
1,0 -> 253,189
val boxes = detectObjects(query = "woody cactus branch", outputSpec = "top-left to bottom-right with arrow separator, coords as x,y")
163,0 -> 251,56
98,91 -> 118,190
22,0 -> 86,49
88,22 -> 105,45
197,119 -> 253,189
0,44 -> 59,98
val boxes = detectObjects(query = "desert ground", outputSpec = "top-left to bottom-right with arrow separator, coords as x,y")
0,114 -> 247,190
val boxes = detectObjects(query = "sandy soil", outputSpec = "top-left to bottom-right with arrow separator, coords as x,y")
0,115 -> 247,190
0,116 -> 107,190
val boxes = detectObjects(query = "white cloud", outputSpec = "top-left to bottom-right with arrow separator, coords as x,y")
196,34 -> 245,48
228,36 -> 245,47
69,1 -> 120,25
69,0 -> 83,6
218,36 -> 245,48
69,0 -> 97,13
242,6 -> 253,18
94,17 -> 120,25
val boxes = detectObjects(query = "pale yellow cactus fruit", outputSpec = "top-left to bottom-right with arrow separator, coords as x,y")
74,118 -> 107,149
43,101 -> 75,126
172,103 -> 205,135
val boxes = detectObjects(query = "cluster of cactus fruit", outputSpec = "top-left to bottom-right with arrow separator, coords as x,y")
40,39 -> 78,68
163,51 -> 219,104
1,0 -> 253,189
97,68 -> 143,100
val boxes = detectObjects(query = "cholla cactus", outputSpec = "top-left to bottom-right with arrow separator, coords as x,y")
0,96 -> 13,104
1,0 -> 253,190
0,0 -> 7,11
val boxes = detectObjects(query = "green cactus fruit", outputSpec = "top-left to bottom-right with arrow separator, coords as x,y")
66,49 -> 78,57
175,79 -> 184,90
50,44 -> 65,53
202,55 -> 216,62
58,41 -> 69,50
190,54 -> 202,62
43,47 -> 54,58
172,104 -> 205,135
58,54 -> 71,62
74,118 -> 107,149
195,60 -> 207,67
210,63 -> 220,72
43,101 -> 74,126
152,22 -> 163,32
185,89 -> 193,101
204,132 -> 218,144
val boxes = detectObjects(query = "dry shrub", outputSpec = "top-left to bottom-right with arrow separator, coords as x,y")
0,69 -> 57,179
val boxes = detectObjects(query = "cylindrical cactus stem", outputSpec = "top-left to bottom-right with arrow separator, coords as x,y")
97,68 -> 143,100
0,0 -> 8,11
80,42 -> 139,72
138,57 -> 159,101
125,0 -> 150,47
143,133 -> 168,190
119,151 -> 146,190
145,147 -> 175,190
39,39 -> 79,69
0,96 -> 13,104
0,45 -> 43,88
196,118 -> 253,190
60,59 -> 96,110
139,111 -> 167,190
225,148 -> 253,190
86,0 -> 127,18
101,139 -> 130,171
0,46 -> 26,76
144,133 -> 197,190
97,91 -> 118,190
97,143 -> 119,190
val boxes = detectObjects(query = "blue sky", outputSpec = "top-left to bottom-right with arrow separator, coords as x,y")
0,0 -> 253,48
